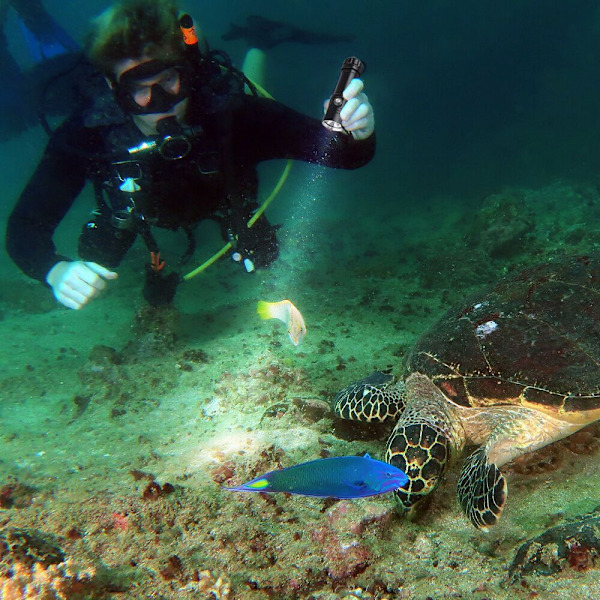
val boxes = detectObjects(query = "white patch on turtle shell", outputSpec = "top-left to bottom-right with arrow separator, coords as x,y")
475,320 -> 498,339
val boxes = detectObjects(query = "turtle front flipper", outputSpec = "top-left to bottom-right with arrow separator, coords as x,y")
387,373 -> 466,518
457,446 -> 506,531
333,371 -> 405,422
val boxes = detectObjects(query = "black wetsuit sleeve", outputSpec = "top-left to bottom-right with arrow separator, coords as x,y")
5,118 -> 89,283
230,95 -> 375,168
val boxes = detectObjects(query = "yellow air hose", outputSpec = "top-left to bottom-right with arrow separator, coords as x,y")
183,77 -> 293,281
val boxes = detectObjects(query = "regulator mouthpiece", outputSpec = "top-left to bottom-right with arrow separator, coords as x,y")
127,117 -> 191,161
322,56 -> 365,133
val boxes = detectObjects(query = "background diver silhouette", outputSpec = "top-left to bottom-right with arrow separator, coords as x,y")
221,15 -> 356,50
0,5 -> 356,141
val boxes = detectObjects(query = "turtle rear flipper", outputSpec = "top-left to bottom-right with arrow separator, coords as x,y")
333,371 -> 405,422
457,407 -> 579,530
457,447 -> 507,531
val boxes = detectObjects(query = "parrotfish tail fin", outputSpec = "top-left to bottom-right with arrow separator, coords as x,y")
223,476 -> 271,493
257,300 -> 290,323
223,485 -> 251,492
18,14 -> 79,64
256,300 -> 272,320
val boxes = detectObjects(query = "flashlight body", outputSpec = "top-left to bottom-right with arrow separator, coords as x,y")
322,56 -> 365,133
179,13 -> 209,57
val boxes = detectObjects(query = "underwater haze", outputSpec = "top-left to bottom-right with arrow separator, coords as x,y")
2,1 -> 600,598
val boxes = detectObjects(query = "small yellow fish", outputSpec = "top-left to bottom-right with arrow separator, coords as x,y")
257,299 -> 307,346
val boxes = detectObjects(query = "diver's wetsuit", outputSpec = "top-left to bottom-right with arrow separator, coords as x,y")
6,74 -> 375,286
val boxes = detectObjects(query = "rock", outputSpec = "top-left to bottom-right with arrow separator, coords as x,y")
0,482 -> 37,509
469,191 -> 534,260
126,305 -> 180,357
509,505 -> 600,577
88,345 -> 122,367
292,396 -> 331,422
312,525 -> 371,582
0,529 -> 64,570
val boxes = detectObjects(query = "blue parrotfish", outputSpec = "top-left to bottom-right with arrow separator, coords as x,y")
224,454 -> 408,499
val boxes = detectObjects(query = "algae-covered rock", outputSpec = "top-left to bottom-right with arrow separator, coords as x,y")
509,505 -> 600,577
0,528 -> 64,570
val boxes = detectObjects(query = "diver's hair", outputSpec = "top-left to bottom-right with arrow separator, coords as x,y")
86,0 -> 184,76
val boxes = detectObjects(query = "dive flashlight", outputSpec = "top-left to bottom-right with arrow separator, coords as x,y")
322,56 -> 365,133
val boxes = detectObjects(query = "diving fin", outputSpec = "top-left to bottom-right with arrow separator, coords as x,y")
18,14 -> 79,63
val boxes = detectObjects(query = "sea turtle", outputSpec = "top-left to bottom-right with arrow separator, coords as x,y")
333,256 -> 600,530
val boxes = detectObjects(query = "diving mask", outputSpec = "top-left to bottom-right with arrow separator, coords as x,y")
114,59 -> 190,115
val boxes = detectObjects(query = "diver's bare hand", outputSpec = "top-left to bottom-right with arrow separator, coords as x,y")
324,78 -> 375,140
46,261 -> 118,310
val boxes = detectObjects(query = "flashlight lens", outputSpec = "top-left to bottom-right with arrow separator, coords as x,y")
322,119 -> 344,131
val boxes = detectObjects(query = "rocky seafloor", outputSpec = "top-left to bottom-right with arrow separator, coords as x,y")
2,180 -> 600,599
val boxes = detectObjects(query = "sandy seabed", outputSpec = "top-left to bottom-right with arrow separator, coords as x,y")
2,180 -> 600,599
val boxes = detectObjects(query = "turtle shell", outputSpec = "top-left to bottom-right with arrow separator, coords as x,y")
406,256 -> 600,420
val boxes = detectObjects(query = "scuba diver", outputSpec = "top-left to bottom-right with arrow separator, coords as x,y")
0,0 -> 80,139
6,0 -> 376,311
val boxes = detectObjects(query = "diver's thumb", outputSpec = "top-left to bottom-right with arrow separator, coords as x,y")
84,262 -> 118,280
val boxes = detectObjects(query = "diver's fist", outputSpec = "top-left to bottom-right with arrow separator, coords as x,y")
46,261 -> 117,310
324,78 -> 374,140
